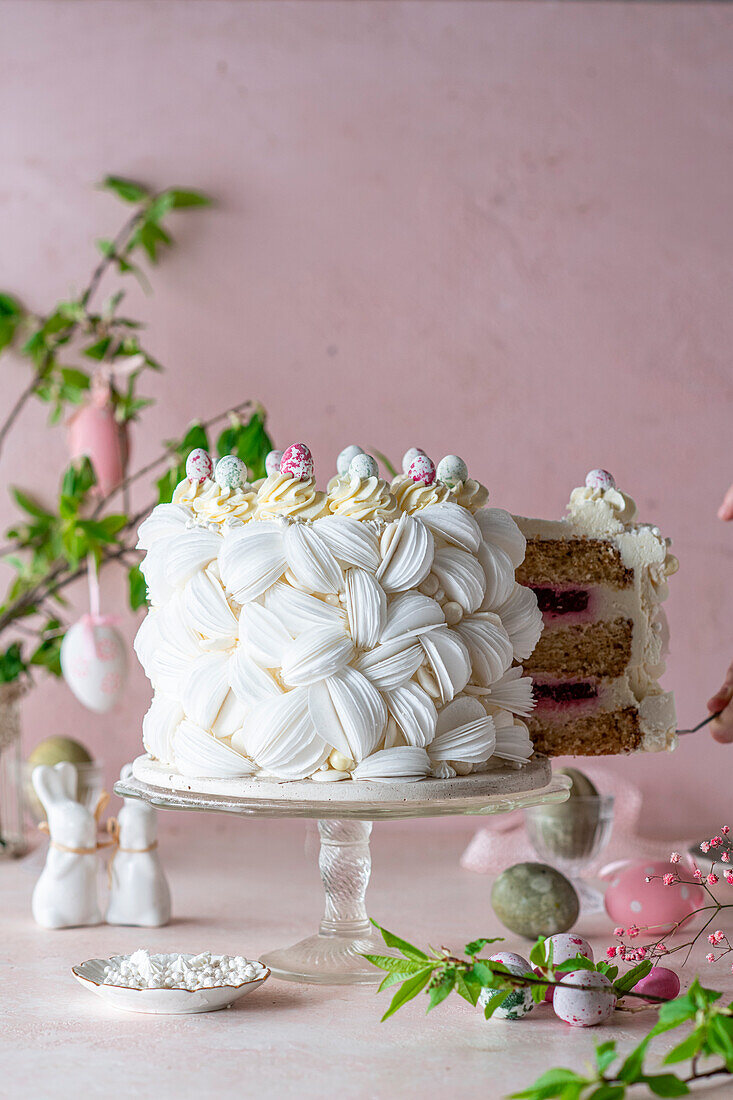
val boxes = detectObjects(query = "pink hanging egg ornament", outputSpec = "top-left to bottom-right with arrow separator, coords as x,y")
67,382 -> 129,496
60,618 -> 128,713
280,443 -> 314,481
407,454 -> 436,486
602,860 -> 704,933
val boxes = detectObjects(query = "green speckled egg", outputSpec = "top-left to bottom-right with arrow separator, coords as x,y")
491,862 -> 579,939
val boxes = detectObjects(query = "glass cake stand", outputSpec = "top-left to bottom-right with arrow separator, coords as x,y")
115,755 -> 570,985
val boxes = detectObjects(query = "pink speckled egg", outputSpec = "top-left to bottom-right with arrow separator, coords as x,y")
401,446 -> 426,474
538,933 -> 594,1002
603,860 -> 704,933
553,970 -> 616,1028
265,449 -> 284,476
186,447 -> 213,483
633,967 -> 681,1003
280,442 -> 314,481
408,454 -> 436,486
585,469 -> 615,491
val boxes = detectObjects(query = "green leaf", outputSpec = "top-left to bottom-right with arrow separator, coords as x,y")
529,937 -> 551,969
370,921 -> 429,961
101,175 -> 149,203
556,956 -> 596,973
371,449 -> 397,478
11,488 -> 52,520
166,189 -> 212,209
465,937 -> 503,957
687,978 -> 723,1010
483,990 -> 510,1019
531,982 -> 548,1004
0,292 -> 22,318
60,367 -> 91,390
648,996 -> 697,1038
427,971 -> 455,1012
641,1074 -> 689,1097
705,1014 -> 733,1062
83,338 -> 112,361
617,1041 -> 646,1083
510,1067 -> 588,1099
587,1087 -> 625,1100
361,954 -> 429,977
595,1040 -> 618,1075
613,960 -> 652,995
29,630 -> 63,677
380,968 -> 433,1022
455,968 -> 484,1007
0,642 -> 26,683
662,1027 -> 704,1065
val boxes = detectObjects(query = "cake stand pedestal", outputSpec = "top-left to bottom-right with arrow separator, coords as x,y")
116,755 -> 570,985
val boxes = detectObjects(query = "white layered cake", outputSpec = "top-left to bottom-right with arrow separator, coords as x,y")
134,443 -> 544,787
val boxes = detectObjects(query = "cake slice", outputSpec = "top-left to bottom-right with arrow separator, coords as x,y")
514,469 -> 678,756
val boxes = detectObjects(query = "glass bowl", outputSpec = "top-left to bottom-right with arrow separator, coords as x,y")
523,794 -> 615,913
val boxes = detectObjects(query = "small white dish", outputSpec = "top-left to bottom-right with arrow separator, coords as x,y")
72,955 -> 270,1014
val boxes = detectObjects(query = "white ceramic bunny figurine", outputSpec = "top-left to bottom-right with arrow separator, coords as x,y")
32,762 -> 102,929
106,764 -> 171,927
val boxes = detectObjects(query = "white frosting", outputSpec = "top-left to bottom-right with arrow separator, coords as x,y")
134,461 -> 540,782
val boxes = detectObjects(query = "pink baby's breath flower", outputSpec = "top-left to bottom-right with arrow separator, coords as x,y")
709,934 -> 717,945
628,925 -> 640,939
662,873 -> 675,886
606,946 -> 617,959
723,852 -> 730,863
707,953 -> 715,963
722,825 -> 730,835
701,842 -> 710,853
711,837 -> 723,848
636,946 -> 647,959
614,927 -> 625,938
670,852 -> 681,864
657,943 -> 668,954
714,930 -> 725,944
694,868 -> 703,882
708,873 -> 719,885
726,872 -> 733,885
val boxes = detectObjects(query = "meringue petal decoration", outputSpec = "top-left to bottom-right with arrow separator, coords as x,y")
149,593 -> 203,694
264,581 -> 346,635
174,718 -> 257,778
382,682 -> 437,748
454,612 -> 513,687
139,540 -> 175,606
351,746 -> 432,783
492,710 -> 534,763
283,521 -> 343,594
238,602 -> 293,668
136,503 -> 191,551
165,529 -> 222,589
429,695 -> 496,766
281,625 -> 354,686
418,503 -> 482,554
477,540 -> 516,610
376,514 -> 434,593
483,666 -> 535,717
142,694 -> 183,764
228,647 -> 282,705
494,583 -> 543,660
475,508 -> 527,568
211,690 -> 249,740
219,522 -> 286,603
431,547 -> 486,613
133,608 -> 161,681
237,688 -> 329,779
308,667 -> 387,761
180,652 -> 231,729
314,516 -> 381,572
345,568 -> 386,650
419,627 -> 471,703
380,590 -> 444,644
354,635 -> 424,691
183,568 -> 238,642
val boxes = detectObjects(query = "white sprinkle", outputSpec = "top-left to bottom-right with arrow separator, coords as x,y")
100,950 -> 266,990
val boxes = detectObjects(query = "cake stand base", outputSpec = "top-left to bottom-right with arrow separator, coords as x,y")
263,929 -> 391,985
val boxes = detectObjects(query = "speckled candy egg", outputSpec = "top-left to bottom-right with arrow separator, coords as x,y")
633,967 -> 681,1003
478,952 -> 534,1021
539,933 -> 594,1002
349,453 -> 379,480
492,862 -> 580,939
436,454 -> 468,487
407,454 -> 436,486
265,449 -> 284,476
553,970 -> 616,1027
585,469 -> 615,491
401,446 -> 426,474
280,443 -> 314,481
185,447 -> 213,483
214,455 -> 246,490
603,860 -> 704,933
337,444 -> 364,476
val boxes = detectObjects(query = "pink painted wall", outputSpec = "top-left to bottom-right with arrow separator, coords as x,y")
1,1 -> 731,836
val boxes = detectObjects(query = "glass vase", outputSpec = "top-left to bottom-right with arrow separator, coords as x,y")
0,683 -> 27,859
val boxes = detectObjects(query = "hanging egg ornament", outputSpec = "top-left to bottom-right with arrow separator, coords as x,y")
436,455 -> 468,487
265,449 -> 284,477
402,447 -> 426,474
337,444 -> 364,476
214,455 -> 246,490
60,619 -> 128,714
186,448 -> 213,483
602,859 -> 704,933
407,454 -> 436,486
585,469 -> 615,491
280,443 -> 314,481
349,453 -> 379,480
67,377 -> 129,496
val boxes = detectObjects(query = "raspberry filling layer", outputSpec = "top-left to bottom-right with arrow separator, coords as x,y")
532,680 -> 599,714
531,586 -> 590,617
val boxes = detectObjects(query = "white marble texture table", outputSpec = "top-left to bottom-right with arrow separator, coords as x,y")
3,815 -> 732,1099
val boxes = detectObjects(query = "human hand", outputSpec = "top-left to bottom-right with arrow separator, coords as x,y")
709,662 -> 733,743
718,483 -> 733,522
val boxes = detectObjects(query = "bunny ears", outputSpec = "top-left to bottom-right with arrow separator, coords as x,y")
32,762 -> 78,808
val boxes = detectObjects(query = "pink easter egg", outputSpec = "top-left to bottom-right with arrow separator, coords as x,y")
537,933 -> 594,1002
265,449 -> 284,476
67,401 -> 129,496
186,448 -> 213,483
554,970 -> 616,1028
60,620 -> 128,713
280,443 -> 314,481
585,469 -> 615,491
603,860 -> 704,933
633,967 -> 681,1003
407,454 -> 436,486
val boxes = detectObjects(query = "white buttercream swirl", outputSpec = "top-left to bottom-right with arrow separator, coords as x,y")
448,478 -> 489,513
390,474 -> 451,513
173,477 -> 257,523
567,483 -> 637,534
326,473 -> 399,521
254,473 -> 328,520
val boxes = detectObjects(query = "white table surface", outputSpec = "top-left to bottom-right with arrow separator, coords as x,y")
3,814 -> 731,1099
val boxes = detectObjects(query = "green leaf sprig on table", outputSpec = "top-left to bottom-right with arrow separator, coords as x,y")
364,924 -> 733,1097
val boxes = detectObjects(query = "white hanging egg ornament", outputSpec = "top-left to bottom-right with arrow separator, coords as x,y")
185,448 -> 213,483
337,444 -> 364,476
402,447 -> 426,474
437,454 -> 468,487
349,453 -> 379,479
60,619 -> 128,713
265,449 -> 284,476
214,455 -> 246,490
